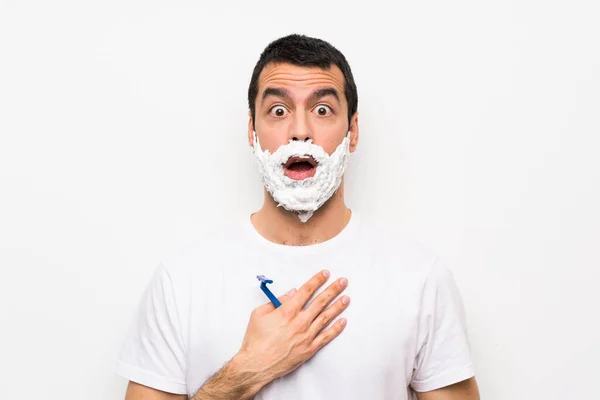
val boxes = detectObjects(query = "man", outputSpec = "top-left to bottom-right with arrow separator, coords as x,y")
116,34 -> 480,399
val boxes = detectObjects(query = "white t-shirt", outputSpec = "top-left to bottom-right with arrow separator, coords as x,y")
115,212 -> 475,399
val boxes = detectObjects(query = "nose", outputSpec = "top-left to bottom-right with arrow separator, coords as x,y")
289,113 -> 312,143
292,136 -> 311,142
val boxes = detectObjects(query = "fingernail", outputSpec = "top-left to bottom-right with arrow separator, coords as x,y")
322,270 -> 330,278
340,318 -> 347,326
342,295 -> 350,305
340,278 -> 348,287
286,288 -> 296,296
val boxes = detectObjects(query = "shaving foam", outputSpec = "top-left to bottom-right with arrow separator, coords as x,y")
252,132 -> 350,223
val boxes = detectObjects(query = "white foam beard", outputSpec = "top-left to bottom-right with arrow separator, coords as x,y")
252,131 -> 351,223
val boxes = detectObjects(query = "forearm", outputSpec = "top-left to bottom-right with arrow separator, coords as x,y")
190,354 -> 267,400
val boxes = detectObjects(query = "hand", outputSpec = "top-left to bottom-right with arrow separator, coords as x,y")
234,270 -> 350,388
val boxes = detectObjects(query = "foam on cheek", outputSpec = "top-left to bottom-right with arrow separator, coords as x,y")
252,132 -> 351,223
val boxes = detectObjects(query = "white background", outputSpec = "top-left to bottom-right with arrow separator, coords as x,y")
1,1 -> 599,399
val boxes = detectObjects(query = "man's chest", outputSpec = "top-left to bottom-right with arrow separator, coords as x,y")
184,256 -> 423,398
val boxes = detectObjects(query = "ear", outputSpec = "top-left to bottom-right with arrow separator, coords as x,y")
349,111 -> 359,153
247,111 -> 254,147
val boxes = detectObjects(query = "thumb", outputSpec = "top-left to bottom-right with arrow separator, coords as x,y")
254,288 -> 296,316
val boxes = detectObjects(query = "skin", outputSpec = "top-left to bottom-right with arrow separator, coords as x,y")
127,271 -> 352,399
125,62 -> 479,399
248,63 -> 359,246
416,378 -> 480,400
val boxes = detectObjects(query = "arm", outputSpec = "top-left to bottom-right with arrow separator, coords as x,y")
411,261 -> 476,397
189,354 -> 264,400
415,377 -> 480,400
124,356 -> 263,400
123,356 -> 262,400
123,270 -> 350,400
190,270 -> 350,399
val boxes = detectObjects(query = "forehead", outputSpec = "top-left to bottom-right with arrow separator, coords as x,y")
257,62 -> 346,102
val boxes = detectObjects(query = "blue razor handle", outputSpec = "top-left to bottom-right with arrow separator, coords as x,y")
256,275 -> 282,308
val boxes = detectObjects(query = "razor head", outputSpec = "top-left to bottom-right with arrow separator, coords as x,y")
256,275 -> 274,284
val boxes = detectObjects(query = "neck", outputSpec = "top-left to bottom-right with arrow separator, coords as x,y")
250,181 -> 352,246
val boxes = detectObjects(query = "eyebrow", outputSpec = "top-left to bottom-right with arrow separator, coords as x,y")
261,87 -> 291,104
308,88 -> 340,104
260,87 -> 341,105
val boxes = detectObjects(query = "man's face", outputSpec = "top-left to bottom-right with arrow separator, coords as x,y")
248,62 -> 359,163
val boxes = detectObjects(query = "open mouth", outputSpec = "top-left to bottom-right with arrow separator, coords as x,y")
283,155 -> 318,180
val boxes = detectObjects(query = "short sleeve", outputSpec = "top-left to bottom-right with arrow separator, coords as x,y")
410,259 -> 475,392
115,263 -> 188,394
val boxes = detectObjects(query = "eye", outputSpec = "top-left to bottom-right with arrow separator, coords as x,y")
269,105 -> 288,118
313,104 -> 333,117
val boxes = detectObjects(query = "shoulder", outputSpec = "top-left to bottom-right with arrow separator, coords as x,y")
158,220 -> 245,282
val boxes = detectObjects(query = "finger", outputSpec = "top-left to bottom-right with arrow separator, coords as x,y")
302,277 -> 348,322
253,288 -> 297,317
308,318 -> 348,355
281,270 -> 330,314
279,288 -> 297,305
306,294 -> 350,340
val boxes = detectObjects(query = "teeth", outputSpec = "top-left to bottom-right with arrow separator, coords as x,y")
284,155 -> 315,168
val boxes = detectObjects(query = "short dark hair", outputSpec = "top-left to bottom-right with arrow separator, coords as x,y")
248,34 -> 358,129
